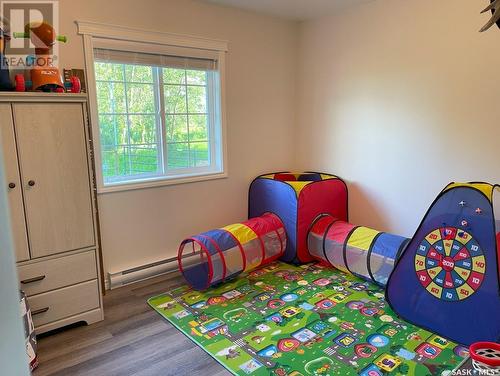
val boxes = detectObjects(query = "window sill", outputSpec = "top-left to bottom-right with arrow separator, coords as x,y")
97,171 -> 227,194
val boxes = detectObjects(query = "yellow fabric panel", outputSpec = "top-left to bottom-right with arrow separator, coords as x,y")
445,183 -> 494,201
222,223 -> 257,243
347,227 -> 380,251
287,181 -> 312,196
320,174 -> 337,180
260,174 -> 275,179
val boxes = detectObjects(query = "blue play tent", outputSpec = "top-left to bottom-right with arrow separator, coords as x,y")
386,183 -> 500,345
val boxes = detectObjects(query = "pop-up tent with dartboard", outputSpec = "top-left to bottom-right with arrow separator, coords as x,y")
386,183 -> 500,346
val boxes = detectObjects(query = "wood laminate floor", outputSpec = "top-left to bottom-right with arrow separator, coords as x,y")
33,272 -> 230,376
33,272 -> 476,376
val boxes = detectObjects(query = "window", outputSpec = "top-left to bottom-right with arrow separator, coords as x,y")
90,41 -> 225,191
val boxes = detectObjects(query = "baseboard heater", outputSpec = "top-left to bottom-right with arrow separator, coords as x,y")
107,255 -> 192,290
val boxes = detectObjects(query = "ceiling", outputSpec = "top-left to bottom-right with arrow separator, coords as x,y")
202,0 -> 374,21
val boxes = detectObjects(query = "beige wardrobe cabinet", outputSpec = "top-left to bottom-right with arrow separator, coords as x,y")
0,93 -> 104,334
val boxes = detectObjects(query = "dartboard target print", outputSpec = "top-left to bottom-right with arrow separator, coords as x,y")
414,227 -> 486,301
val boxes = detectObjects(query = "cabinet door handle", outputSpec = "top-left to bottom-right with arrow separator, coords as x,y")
20,275 -> 46,284
8,182 -> 16,189
28,180 -> 36,187
31,307 -> 49,316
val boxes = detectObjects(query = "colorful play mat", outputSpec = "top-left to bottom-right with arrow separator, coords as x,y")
148,262 -> 468,375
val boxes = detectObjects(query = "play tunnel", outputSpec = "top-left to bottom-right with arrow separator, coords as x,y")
308,215 -> 409,286
178,213 -> 286,290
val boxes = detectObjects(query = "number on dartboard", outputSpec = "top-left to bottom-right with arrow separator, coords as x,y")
415,227 -> 486,301
442,259 -> 454,268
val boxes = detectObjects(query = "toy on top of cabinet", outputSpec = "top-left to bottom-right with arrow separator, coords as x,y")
13,21 -> 80,93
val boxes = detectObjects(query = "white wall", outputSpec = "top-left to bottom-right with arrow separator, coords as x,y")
52,0 -> 500,275
56,0 -> 297,273
296,0 -> 500,237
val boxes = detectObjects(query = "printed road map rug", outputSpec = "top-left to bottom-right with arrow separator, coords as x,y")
148,262 -> 468,376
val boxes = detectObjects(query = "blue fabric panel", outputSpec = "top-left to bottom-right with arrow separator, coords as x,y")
249,179 -> 298,262
203,229 -> 238,251
193,234 -> 218,255
192,234 -> 225,285
372,233 -> 408,259
370,233 -> 409,286
386,187 -> 500,345
298,173 -> 322,182
182,262 -> 210,290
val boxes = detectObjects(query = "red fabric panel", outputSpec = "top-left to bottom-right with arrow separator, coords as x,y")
263,213 -> 287,262
309,215 -> 336,236
274,173 -> 297,181
244,213 -> 286,263
243,213 -> 284,237
296,179 -> 348,262
326,221 -> 356,243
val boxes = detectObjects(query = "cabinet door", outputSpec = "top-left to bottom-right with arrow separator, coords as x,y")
0,104 -> 30,261
13,103 -> 95,258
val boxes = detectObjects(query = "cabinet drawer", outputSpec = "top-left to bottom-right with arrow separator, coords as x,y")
18,250 -> 97,296
28,280 -> 100,327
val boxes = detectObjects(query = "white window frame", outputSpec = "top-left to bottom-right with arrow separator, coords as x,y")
77,21 -> 228,193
